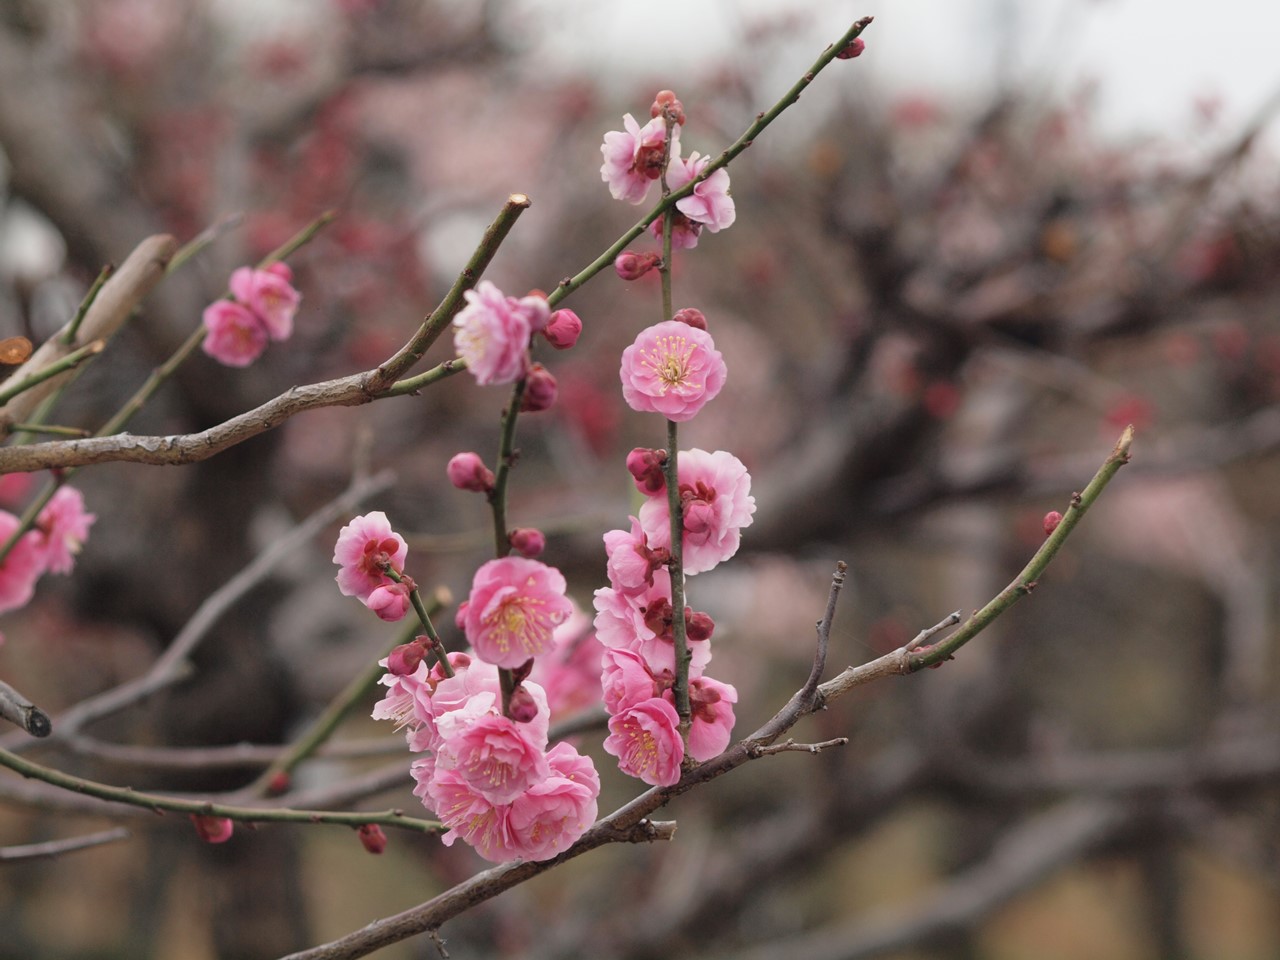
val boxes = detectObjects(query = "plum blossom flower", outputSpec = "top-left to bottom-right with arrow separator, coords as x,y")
506,742 -> 600,861
603,516 -> 667,595
683,675 -> 738,761
620,320 -> 727,422
527,603 -> 605,718
229,263 -> 301,340
639,449 -> 755,575
202,300 -> 268,367
667,151 -> 736,233
600,646 -> 661,716
434,712 -> 550,805
452,281 -> 539,385
333,511 -> 407,602
461,557 -> 574,668
421,765 -> 516,862
34,486 -> 95,575
0,512 -> 46,614
600,113 -> 679,204
603,697 -> 683,786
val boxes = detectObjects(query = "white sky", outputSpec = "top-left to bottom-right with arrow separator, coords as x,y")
519,0 -> 1280,150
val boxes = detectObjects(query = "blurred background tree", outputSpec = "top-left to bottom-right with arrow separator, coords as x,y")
0,1 -> 1278,958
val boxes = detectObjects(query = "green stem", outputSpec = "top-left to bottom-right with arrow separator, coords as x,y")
0,341 -> 104,406
383,358 -> 467,397
911,426 -> 1135,669
665,419 -> 691,741
165,212 -> 246,276
0,746 -> 441,835
63,265 -> 114,346
548,16 -> 874,309
490,376 -> 529,718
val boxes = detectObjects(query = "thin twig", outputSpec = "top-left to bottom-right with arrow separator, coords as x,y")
0,827 -> 130,862
0,679 -> 51,738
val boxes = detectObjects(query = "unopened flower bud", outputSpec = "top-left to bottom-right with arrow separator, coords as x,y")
264,261 -> 294,281
266,771 -> 291,796
626,447 -> 667,495
190,814 -> 234,844
447,452 -> 495,493
543,309 -> 583,350
366,580 -> 413,622
650,89 -> 686,125
672,307 -> 707,330
1043,511 -> 1063,537
508,527 -> 546,558
685,610 -> 715,642
520,363 -> 558,412
507,685 -> 539,723
615,251 -> 660,281
835,37 -> 866,59
357,823 -> 387,855
387,637 -> 429,676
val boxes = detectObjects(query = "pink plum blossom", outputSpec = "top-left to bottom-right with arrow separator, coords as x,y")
229,264 -> 301,340
365,581 -> 412,622
619,320 -> 727,422
542,309 -> 582,350
603,697 -> 683,786
332,511 -> 408,602
434,713 -> 550,805
527,604 -> 605,718
648,211 -> 702,249
202,299 -> 268,367
600,113 -> 679,204
34,486 -> 95,575
0,511 -> 45,614
667,151 -> 736,233
639,449 -> 755,575
452,281 -> 537,386
421,765 -> 516,863
603,516 -> 668,596
600,646 -> 661,716
507,742 -> 600,861
683,675 -> 738,762
461,557 -> 573,668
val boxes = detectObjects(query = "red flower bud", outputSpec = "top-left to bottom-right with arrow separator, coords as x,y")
357,823 -> 387,855
508,527 -> 546,559
650,89 -> 686,125
685,610 -> 715,642
672,307 -> 707,330
835,37 -> 866,59
1043,511 -> 1063,537
543,309 -> 583,350
447,452 -> 495,493
615,251 -> 660,281
507,685 -> 539,723
626,447 -> 667,496
267,771 -> 291,796
191,814 -> 234,844
387,637 -> 429,676
520,363 -> 558,413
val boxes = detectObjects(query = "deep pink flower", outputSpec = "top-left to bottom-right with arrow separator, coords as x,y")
600,113 -> 678,204
34,486 -> 95,575
626,447 -> 667,495
619,320 -> 727,422
202,299 -> 268,367
229,265 -> 301,340
603,697 -> 683,786
356,823 -> 387,855
639,449 -> 755,575
542,309 -> 582,350
434,713 -> 550,805
683,675 -> 738,762
452,281 -> 534,386
461,557 -> 573,668
667,151 -> 736,233
600,646 -> 659,716
507,742 -> 600,861
0,512 -> 44,614
332,511 -> 408,602
508,527 -> 546,559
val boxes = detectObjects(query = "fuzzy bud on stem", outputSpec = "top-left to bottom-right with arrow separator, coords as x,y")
615,251 -> 661,281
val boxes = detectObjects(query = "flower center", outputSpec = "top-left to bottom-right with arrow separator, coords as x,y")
641,334 -> 701,394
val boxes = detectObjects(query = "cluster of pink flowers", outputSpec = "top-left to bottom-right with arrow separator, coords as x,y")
600,91 -> 735,252
341,505 -> 602,862
202,263 -> 301,367
0,486 -> 97,624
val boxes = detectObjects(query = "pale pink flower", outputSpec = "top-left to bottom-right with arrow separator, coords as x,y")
434,713 -> 550,805
0,511 -> 45,614
600,113 -> 679,204
592,566 -> 671,651
527,604 -> 605,718
332,511 -> 408,602
461,557 -> 573,668
683,675 -> 738,762
422,766 -> 517,863
507,742 -> 600,861
600,646 -> 660,716
620,320 -> 727,422
202,299 -> 267,367
639,449 -> 755,575
34,486 -> 95,575
452,281 -> 534,386
371,656 -> 434,749
603,516 -> 667,596
229,264 -> 301,341
604,697 -> 683,786
668,151 -> 736,233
